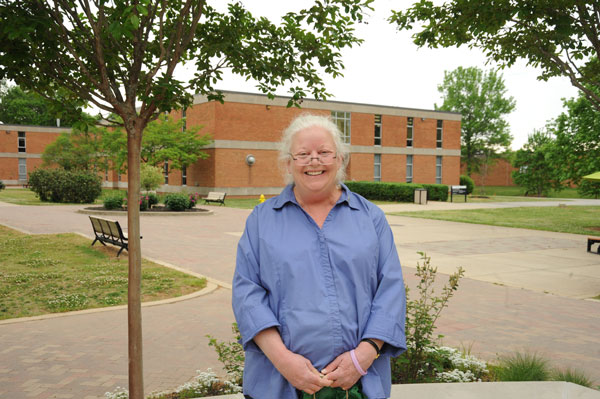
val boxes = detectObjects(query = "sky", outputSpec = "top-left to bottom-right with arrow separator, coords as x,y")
186,0 -> 580,151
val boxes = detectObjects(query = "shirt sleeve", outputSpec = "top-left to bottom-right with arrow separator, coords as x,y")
362,205 -> 407,357
232,208 -> 281,351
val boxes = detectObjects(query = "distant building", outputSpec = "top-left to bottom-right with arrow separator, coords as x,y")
0,90 -> 462,195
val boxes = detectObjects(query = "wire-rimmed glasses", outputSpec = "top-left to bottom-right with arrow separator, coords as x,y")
289,150 -> 337,165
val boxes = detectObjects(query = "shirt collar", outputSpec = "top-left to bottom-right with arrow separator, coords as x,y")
272,183 -> 359,210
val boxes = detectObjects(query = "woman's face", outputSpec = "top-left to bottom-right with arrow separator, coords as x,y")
288,125 -> 341,196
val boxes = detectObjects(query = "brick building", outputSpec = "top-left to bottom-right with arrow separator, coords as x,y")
0,91 -> 462,195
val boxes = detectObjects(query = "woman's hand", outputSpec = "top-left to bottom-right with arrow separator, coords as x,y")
321,342 -> 378,390
274,351 -> 331,394
253,327 -> 330,394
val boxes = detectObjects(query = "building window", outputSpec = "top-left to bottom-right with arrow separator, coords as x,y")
374,154 -> 381,182
182,108 -> 187,132
18,132 -> 26,152
105,167 -> 109,181
437,120 -> 443,148
406,154 -> 413,183
332,111 -> 351,144
406,118 -> 413,147
374,114 -> 382,146
18,158 -> 27,181
163,161 -> 169,185
117,173 -> 121,182
182,165 -> 187,186
436,156 -> 442,184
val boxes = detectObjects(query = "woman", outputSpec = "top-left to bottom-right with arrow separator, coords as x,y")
232,114 -> 406,399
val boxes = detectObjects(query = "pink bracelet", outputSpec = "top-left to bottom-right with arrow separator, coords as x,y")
350,349 -> 367,376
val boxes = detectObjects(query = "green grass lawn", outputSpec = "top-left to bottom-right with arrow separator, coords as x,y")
0,225 -> 206,320
389,206 -> 600,235
0,188 -> 116,206
474,185 -> 584,199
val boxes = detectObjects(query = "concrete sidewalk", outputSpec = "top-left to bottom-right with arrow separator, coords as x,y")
0,200 -> 599,398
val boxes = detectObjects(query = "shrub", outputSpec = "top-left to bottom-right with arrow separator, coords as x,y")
0,180 -> 5,191
495,352 -> 550,382
188,192 -> 200,209
391,253 -> 465,383
28,168 -> 102,203
139,195 -> 149,211
345,181 -> 423,202
140,163 -> 164,192
421,183 -> 449,201
164,193 -> 190,211
145,192 -> 160,208
207,324 -> 244,385
103,194 -> 124,210
460,175 -> 475,195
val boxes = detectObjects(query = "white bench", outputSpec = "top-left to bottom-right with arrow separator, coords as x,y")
203,191 -> 226,206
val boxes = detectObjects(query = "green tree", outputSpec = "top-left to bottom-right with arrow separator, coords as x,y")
139,163 -> 164,192
435,66 -> 515,177
0,85 -> 85,126
42,127 -> 105,171
512,130 -> 561,196
141,114 -> 211,170
0,2 -> 372,396
551,93 -> 600,198
390,1 -> 600,113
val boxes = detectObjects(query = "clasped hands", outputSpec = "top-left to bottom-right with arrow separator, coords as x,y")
274,342 -> 377,395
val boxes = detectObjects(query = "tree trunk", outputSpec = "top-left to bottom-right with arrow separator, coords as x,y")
126,124 -> 144,399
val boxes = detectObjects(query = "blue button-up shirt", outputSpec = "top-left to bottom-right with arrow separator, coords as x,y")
232,184 -> 406,399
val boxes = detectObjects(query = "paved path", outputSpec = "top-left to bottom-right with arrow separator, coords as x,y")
0,199 -> 599,398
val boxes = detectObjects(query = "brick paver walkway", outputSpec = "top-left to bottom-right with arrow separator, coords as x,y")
0,200 -> 599,397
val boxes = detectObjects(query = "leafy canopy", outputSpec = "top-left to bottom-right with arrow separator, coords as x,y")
550,91 -> 600,198
512,130 -> 562,197
390,1 -> 600,113
435,66 -> 515,176
0,85 -> 87,127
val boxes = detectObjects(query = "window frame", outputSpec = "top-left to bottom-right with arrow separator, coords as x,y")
163,161 -> 169,185
406,154 -> 413,183
182,165 -> 187,186
436,120 -> 443,149
374,114 -> 382,146
331,111 -> 351,144
436,155 -> 442,184
18,131 -> 26,153
406,117 -> 413,148
374,153 -> 381,182
18,158 -> 27,181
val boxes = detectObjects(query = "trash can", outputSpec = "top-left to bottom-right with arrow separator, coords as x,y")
414,188 -> 427,205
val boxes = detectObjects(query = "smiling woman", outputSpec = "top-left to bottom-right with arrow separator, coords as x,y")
232,114 -> 407,399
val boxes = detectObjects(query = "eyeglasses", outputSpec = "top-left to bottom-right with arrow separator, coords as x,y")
289,150 -> 337,165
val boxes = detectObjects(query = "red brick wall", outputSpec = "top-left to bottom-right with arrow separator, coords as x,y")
382,154 -> 404,182
350,113 -> 373,146
382,115 -> 404,148
444,120 -> 461,150
414,155 -> 436,183
347,153 -> 372,181
214,149 -> 285,187
443,156 -> 460,185
461,158 -> 516,186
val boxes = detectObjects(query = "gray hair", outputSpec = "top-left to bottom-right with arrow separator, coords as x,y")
278,114 -> 349,185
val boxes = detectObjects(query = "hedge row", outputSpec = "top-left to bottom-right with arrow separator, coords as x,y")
345,181 -> 449,202
28,169 -> 102,203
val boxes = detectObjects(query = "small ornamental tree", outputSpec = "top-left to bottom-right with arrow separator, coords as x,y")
0,2 -> 373,396
139,163 -> 164,192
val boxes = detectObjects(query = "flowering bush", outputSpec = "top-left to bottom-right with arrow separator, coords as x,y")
188,192 -> 200,209
105,369 -> 241,399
